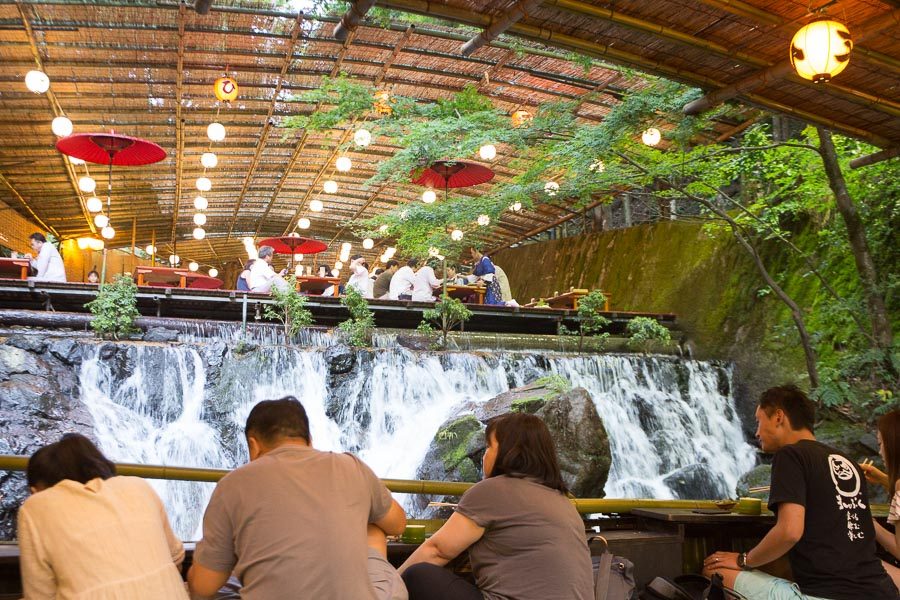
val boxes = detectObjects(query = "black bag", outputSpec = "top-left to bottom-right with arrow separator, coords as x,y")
589,536 -> 637,600
643,574 -> 747,600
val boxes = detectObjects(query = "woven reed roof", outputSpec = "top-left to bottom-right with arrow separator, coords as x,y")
0,0 -> 896,268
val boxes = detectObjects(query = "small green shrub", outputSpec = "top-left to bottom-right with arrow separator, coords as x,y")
534,373 -> 572,395
338,287 -> 375,347
576,290 -> 611,351
626,316 -> 672,353
263,276 -> 314,340
419,294 -> 473,350
85,274 -> 140,339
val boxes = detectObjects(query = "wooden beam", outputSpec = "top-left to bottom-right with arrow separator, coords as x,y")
849,146 -> 900,169
487,196 -> 608,255
0,172 -> 57,235
333,0 -> 376,41
170,2 -> 185,248
461,0 -> 546,56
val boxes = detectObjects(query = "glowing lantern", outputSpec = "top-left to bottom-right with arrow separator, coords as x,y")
544,181 -> 559,196
193,213 -> 207,226
169,254 -> 180,265
354,129 -> 372,147
25,70 -> 50,94
310,199 -> 324,212
51,116 -> 73,137
196,177 -> 211,192
336,156 -> 352,172
323,180 -> 338,194
89,239 -> 104,251
477,214 -> 490,226
86,196 -> 103,213
790,20 -> 853,83
101,226 -> 115,239
383,247 -> 396,258
510,201 -> 522,212
373,90 -> 392,115
294,254 -> 304,262
209,268 -> 218,278
93,213 -> 109,228
201,152 -> 218,168
145,245 -> 157,255
362,238 -> 374,250
213,76 -> 239,102
378,224 -> 389,232
422,189 -> 436,204
207,122 -> 226,142
641,128 -> 661,147
188,261 -> 199,272
79,176 -> 96,194
511,110 -> 533,128
332,269 -> 341,277
479,144 -> 497,161
69,156 -> 85,166
298,218 -> 311,230
193,196 -> 208,210
193,227 -> 206,240
451,229 -> 464,241
76,238 -> 93,250
590,159 -> 605,173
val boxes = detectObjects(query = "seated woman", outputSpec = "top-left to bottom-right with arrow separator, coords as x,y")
861,409 -> 900,590
399,413 -> 593,600
18,434 -> 188,599
236,260 -> 254,291
470,247 -> 503,305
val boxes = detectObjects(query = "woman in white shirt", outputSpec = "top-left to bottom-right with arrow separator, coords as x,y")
412,260 -> 443,302
18,434 -> 188,599
347,255 -> 373,298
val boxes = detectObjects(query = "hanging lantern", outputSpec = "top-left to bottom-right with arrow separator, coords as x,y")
544,181 -> 560,196
641,128 -> 661,147
94,213 -> 109,228
101,226 -> 115,240
51,116 -> 73,137
188,261 -> 199,272
193,227 -> 206,240
213,76 -> 239,102
196,177 -> 212,192
310,199 -> 324,212
479,144 -> 497,161
511,109 -> 533,128
298,218 -> 311,230
790,20 -> 853,83
477,214 -> 490,226
378,224 -> 389,232
89,238 -> 105,251
207,122 -> 226,142
323,180 -> 338,194
69,156 -> 85,166
169,254 -> 180,265
201,152 -> 218,169
193,196 -> 208,211
510,201 -> 522,212
428,247 -> 440,257
193,213 -> 207,226
76,238 -> 92,250
79,176 -> 97,194
362,238 -> 374,250
145,245 -> 157,255
209,268 -> 218,278
25,70 -> 50,94
354,129 -> 372,147
422,189 -> 436,204
335,261 -> 344,272
383,247 -> 396,258
450,229 -> 464,241
373,90 -> 392,115
335,156 -> 352,172
86,196 -> 103,213
294,253 -> 304,262
590,159 -> 605,173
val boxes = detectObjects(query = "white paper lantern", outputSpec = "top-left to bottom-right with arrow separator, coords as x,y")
354,129 -> 372,147
193,227 -> 206,240
209,268 -> 218,278
25,70 -> 50,94
362,238 -> 374,250
69,156 -> 85,166
323,180 -> 338,194
451,229 -> 464,241
51,116 -> 73,137
89,238 -> 105,251
335,261 -> 344,270
201,152 -> 218,168
310,199 -> 324,212
193,196 -> 208,210
196,177 -> 211,192
544,181 -> 559,196
145,245 -> 157,255
332,269 -> 341,277
207,122 -> 226,142
379,224 -> 389,232
641,127 -> 661,147
510,201 -> 522,212
298,218 -> 311,230
428,247 -> 440,257
188,261 -> 199,272
169,254 -> 180,265
79,176 -> 96,193
193,213 -> 207,226
93,213 -> 109,228
589,159 -> 605,173
101,226 -> 115,239
479,144 -> 497,161
790,20 -> 853,83
294,253 -> 304,262
86,196 -> 103,213
335,156 -> 352,172
477,214 -> 490,226
384,247 -> 396,258
422,189 -> 436,204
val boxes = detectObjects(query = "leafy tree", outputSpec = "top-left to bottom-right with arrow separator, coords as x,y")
575,290 -> 611,351
263,276 -> 314,340
417,294 -> 473,349
338,287 -> 376,347
85,274 -> 140,339
626,317 -> 672,353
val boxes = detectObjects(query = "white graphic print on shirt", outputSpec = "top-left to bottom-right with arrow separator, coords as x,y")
829,454 -> 866,541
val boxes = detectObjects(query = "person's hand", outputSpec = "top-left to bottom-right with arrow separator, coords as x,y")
703,551 -> 740,572
279,268 -> 287,276
859,461 -> 890,489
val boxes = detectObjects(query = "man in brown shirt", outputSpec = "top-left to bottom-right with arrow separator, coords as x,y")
188,396 -> 408,600
373,260 -> 400,299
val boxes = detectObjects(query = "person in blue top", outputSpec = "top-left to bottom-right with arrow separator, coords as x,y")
470,248 -> 503,305
235,260 -> 254,291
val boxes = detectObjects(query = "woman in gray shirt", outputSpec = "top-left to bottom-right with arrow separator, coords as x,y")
400,413 -> 594,600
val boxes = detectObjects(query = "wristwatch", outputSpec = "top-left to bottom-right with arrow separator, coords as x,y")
737,552 -> 751,571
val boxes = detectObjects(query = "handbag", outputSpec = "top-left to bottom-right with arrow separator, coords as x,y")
590,536 -> 637,600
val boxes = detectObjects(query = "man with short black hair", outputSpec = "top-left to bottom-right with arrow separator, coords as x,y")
188,396 -> 408,600
704,385 -> 897,600
27,232 -> 66,282
373,260 -> 399,299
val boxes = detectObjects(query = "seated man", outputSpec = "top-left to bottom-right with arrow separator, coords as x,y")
26,232 -> 66,282
704,385 -> 897,600
247,245 -> 287,294
188,396 -> 408,600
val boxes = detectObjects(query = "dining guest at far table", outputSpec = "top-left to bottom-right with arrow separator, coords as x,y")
470,248 -> 502,305
26,233 -> 66,282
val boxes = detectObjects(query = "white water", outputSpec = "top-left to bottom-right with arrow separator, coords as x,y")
78,343 -> 755,540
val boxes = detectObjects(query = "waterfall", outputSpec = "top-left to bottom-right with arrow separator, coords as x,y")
78,342 -> 755,540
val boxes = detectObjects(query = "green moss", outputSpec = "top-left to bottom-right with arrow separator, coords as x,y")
510,397 -> 546,413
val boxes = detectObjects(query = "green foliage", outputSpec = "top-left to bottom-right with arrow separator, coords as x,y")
534,373 -> 572,395
338,286 -> 376,347
263,276 -> 314,339
576,290 -> 611,351
436,428 -> 458,442
282,75 -> 375,132
419,294 -> 473,349
85,274 -> 140,339
626,317 -> 672,353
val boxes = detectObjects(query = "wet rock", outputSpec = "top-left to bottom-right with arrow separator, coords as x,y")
858,432 -> 879,455
0,344 -> 45,381
324,344 -> 355,375
144,326 -> 180,343
48,338 -> 81,365
736,464 -> 771,502
99,343 -> 117,360
663,463 -> 728,500
6,335 -> 48,354
396,335 -> 432,351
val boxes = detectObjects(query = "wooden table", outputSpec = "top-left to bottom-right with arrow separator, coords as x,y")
136,266 -> 223,289
0,257 -> 31,280
296,275 -> 340,296
444,284 -> 485,305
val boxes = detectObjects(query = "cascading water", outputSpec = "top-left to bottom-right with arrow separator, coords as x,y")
78,341 -> 755,540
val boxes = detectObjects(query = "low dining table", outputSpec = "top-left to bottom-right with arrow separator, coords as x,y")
0,257 -> 31,280
444,284 -> 486,305
135,266 -> 223,289
296,275 -> 340,296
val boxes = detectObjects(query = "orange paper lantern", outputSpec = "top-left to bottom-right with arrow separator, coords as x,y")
214,76 -> 239,102
373,90 -> 393,115
511,110 -> 533,128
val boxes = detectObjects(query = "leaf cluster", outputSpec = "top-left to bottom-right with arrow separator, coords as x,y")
263,276 -> 314,339
85,274 -> 140,339
419,294 -> 473,349
338,286 -> 376,347
626,317 -> 672,353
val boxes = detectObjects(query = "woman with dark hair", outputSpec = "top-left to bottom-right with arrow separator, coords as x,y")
861,410 -> 900,590
236,260 -> 254,291
399,413 -> 593,600
470,248 -> 503,305
18,434 -> 188,599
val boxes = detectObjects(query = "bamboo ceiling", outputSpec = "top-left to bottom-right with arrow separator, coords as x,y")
0,0 -> 897,267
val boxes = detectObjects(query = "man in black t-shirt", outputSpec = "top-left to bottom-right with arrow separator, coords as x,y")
703,385 -> 898,600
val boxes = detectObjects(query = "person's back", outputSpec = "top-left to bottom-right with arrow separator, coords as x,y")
411,266 -> 440,302
19,472 -> 186,599
389,264 -> 416,299
373,269 -> 394,298
494,265 -> 512,302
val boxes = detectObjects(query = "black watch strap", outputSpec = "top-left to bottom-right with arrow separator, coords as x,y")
738,552 -> 751,570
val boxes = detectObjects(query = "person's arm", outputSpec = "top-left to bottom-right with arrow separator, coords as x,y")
874,518 -> 900,558
399,511 -> 485,573
373,497 -> 407,536
34,246 -> 50,277
18,505 -> 58,600
188,484 -> 237,598
426,267 -> 442,288
188,563 -> 231,598
860,462 -> 890,491
703,503 -> 805,572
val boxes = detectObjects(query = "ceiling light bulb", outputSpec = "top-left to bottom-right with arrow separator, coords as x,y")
477,214 -> 490,226
193,213 -> 207,226
310,199 -> 324,212
422,189 -> 436,204
193,196 -> 208,210
335,156 -> 352,172
378,224 -> 389,232
201,152 -> 218,168
354,129 -> 372,147
69,156 -> 85,166
188,261 -> 199,272
544,181 -> 560,196
323,180 -> 338,194
479,144 -> 497,161
101,226 -> 115,239
451,229 -> 464,241
362,238 -> 374,250
196,177 -> 211,192
93,213 -> 109,228
25,70 -> 50,94
51,116 -> 73,137
641,127 -> 661,147
510,201 -> 522,212
298,218 -> 311,230
193,227 -> 206,240
86,196 -> 103,213
79,176 -> 96,193
145,245 -> 157,255
207,122 -> 226,142
169,254 -> 179,265
209,268 -> 219,278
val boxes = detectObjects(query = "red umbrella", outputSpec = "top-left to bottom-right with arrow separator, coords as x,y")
258,236 -> 328,255
411,160 -> 494,189
56,133 -> 166,165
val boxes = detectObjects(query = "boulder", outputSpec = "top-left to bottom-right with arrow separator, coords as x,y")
736,464 -> 771,502
396,335 -> 432,352
48,338 -> 82,365
6,335 -> 48,354
324,344 -> 355,374
143,326 -> 180,343
663,463 -> 728,500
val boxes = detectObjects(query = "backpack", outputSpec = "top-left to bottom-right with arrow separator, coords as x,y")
590,536 -> 638,600
643,573 -> 747,600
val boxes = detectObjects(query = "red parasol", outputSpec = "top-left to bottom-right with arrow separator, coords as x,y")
56,133 -> 167,166
258,236 -> 328,255
411,160 -> 494,189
